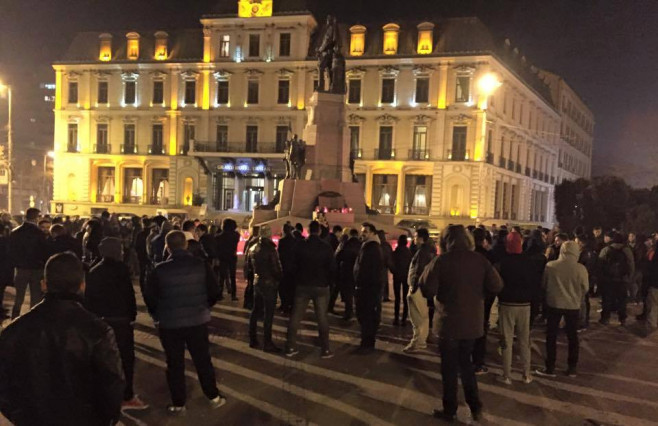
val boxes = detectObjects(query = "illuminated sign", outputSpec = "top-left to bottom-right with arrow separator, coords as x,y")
238,0 -> 273,18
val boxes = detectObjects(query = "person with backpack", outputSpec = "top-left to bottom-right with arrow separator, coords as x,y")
598,232 -> 634,325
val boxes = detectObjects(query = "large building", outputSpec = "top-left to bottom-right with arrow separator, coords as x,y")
51,0 -> 594,226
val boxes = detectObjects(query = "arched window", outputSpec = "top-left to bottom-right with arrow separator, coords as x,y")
416,22 -> 434,54
449,184 -> 463,217
382,23 -> 400,55
349,25 -> 367,57
183,177 -> 194,206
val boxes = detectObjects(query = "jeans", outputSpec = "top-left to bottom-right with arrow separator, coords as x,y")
107,320 -> 135,401
328,279 -> 354,319
601,280 -> 627,321
159,324 -> 219,406
646,288 -> 658,328
249,284 -> 278,345
279,273 -> 296,313
355,289 -> 381,348
12,268 -> 43,319
286,286 -> 331,351
219,258 -> 237,299
499,305 -> 531,378
393,276 -> 409,322
545,307 -> 579,372
439,338 -> 481,416
407,289 -> 428,348
473,294 -> 495,367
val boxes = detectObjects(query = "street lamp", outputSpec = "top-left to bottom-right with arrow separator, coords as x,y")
477,73 -> 502,110
0,82 -> 12,215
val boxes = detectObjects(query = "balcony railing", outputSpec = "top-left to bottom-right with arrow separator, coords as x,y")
148,144 -> 166,155
486,152 -> 494,164
94,144 -> 111,154
507,159 -> 515,171
409,149 -> 431,161
448,149 -> 469,161
375,148 -> 396,160
121,144 -> 138,155
67,144 -> 79,153
499,157 -> 507,168
192,141 -> 285,154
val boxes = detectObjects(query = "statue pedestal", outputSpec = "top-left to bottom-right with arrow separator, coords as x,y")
276,178 -> 365,219
302,92 -> 351,183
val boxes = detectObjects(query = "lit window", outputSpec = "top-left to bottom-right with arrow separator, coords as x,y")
126,32 -> 140,60
68,82 -> 78,104
99,33 -> 113,61
97,81 -> 108,104
247,80 -> 259,104
455,76 -> 471,103
415,78 -> 429,104
154,31 -> 168,60
277,80 -> 290,104
381,78 -> 395,104
382,23 -> 400,55
349,25 -> 366,56
348,79 -> 361,104
220,35 -> 230,58
279,33 -> 291,57
416,22 -> 434,54
217,80 -> 229,104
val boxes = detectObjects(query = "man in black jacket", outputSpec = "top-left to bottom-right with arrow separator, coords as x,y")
472,227 -> 494,374
0,252 -> 125,425
215,218 -> 240,301
285,221 -> 335,359
145,231 -> 225,414
48,223 -> 83,259
330,228 -> 361,320
277,223 -> 298,314
354,222 -> 387,353
248,225 -> 283,352
85,237 -> 147,410
9,208 -> 48,319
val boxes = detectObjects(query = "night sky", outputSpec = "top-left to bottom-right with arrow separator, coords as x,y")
1,0 -> 657,187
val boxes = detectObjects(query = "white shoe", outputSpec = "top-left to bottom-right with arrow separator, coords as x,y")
522,375 -> 533,384
209,394 -> 227,409
497,376 -> 512,385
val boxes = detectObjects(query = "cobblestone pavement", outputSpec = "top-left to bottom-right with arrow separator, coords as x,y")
2,275 -> 658,426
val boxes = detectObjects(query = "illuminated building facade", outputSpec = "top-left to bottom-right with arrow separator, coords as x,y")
52,0 -> 594,225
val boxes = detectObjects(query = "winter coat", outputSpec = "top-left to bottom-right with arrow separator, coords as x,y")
0,293 -> 124,426
407,241 -> 437,293
277,233 -> 298,275
392,245 -> 412,281
598,243 -> 635,284
199,234 -> 218,260
48,234 -> 83,260
145,249 -> 219,329
354,238 -> 386,294
215,230 -> 240,262
335,237 -> 360,288
293,235 -> 335,288
496,253 -> 544,306
543,241 -> 589,310
0,235 -> 13,285
249,238 -> 282,287
85,258 -> 137,322
8,221 -> 48,270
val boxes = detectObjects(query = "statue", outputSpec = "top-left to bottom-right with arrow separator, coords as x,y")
330,45 -> 346,94
284,134 -> 307,180
316,15 -> 338,92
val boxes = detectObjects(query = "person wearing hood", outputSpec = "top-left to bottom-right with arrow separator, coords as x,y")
496,232 -> 543,385
597,231 -> 634,325
353,222 -> 387,353
535,241 -> 589,378
150,221 -> 173,263
85,237 -> 147,410
420,225 -> 503,423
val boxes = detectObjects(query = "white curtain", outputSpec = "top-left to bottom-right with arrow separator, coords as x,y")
130,177 -> 143,199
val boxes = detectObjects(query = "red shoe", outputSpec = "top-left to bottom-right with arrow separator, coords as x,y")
122,395 -> 149,411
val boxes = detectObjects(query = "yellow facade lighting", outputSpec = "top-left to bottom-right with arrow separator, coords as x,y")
238,0 -> 273,17
154,31 -> 168,61
382,23 -> 400,55
99,33 -> 113,62
349,25 -> 367,57
202,71 -> 211,110
126,32 -> 140,60
416,22 -> 434,55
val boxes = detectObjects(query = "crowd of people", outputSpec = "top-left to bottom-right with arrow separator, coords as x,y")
0,207 -> 657,424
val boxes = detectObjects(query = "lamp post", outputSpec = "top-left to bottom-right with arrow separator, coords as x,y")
0,83 -> 12,214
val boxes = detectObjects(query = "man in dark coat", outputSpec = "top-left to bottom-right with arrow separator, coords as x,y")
392,234 -> 412,326
421,225 -> 503,422
285,221 -> 335,359
215,218 -> 241,301
353,222 -> 386,353
378,229 -> 394,302
277,223 -> 298,314
331,228 -> 361,320
85,237 -> 147,410
48,223 -> 83,259
0,252 -> 125,425
248,225 -> 283,352
8,207 -> 48,319
144,231 -> 225,414
471,227 -> 495,374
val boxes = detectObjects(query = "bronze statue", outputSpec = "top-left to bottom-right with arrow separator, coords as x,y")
330,45 -> 346,94
317,15 -> 338,92
284,134 -> 307,180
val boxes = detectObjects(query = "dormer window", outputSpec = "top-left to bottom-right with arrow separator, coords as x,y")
417,22 -> 434,55
382,23 -> 400,55
126,32 -> 140,60
349,25 -> 366,57
154,31 -> 168,60
98,33 -> 112,61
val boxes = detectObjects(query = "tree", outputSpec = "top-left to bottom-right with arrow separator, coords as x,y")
622,204 -> 658,235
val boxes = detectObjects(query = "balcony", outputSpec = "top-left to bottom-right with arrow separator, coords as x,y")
67,144 -> 79,153
409,149 -> 431,161
121,144 -> 138,155
191,141 -> 285,155
448,149 -> 469,161
515,164 -> 522,174
499,157 -> 507,168
94,144 -> 111,154
532,170 -> 538,179
148,144 -> 166,155
507,159 -> 515,171
375,148 -> 396,160
525,167 -> 531,177
485,152 -> 494,164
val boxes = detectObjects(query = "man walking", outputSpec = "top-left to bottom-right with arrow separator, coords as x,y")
248,225 -> 283,353
9,207 -> 48,318
145,231 -> 225,414
536,241 -> 589,378
353,223 -> 386,353
421,225 -> 503,422
285,221 -> 335,358
0,252 -> 125,425
85,237 -> 148,410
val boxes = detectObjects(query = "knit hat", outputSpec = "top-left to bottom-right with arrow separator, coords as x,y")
260,225 -> 272,238
99,237 -> 122,261
505,232 -> 523,254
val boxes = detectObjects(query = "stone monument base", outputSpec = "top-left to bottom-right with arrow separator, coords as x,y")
276,178 -> 366,221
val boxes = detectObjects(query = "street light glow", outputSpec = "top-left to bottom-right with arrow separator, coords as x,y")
478,73 -> 502,95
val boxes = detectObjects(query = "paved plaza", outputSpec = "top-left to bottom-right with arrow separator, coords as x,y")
2,275 -> 658,426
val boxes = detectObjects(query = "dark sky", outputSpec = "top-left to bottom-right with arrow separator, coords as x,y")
1,0 -> 657,187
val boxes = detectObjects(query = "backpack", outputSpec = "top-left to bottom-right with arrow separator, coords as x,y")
604,247 -> 630,281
